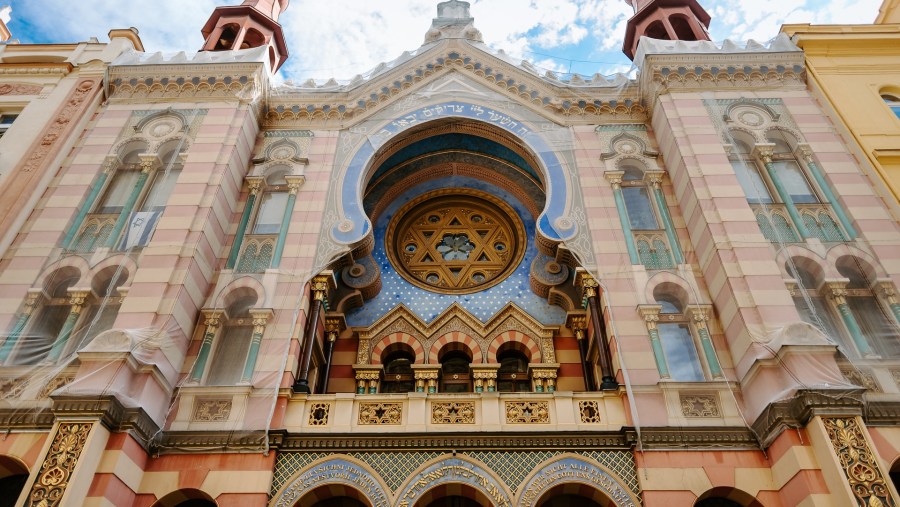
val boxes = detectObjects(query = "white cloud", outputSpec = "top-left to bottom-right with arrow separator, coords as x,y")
5,0 -> 886,81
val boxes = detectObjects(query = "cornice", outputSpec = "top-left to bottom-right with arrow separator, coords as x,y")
52,395 -> 160,452
107,62 -> 267,103
751,388 -> 865,448
0,63 -> 73,76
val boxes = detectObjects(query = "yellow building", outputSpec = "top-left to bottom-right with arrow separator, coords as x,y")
783,1 -> 900,219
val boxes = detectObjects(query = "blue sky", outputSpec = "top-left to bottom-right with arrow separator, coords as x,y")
4,0 -> 882,81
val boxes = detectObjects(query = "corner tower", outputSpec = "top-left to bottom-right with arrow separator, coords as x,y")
199,0 -> 290,73
621,0 -> 711,59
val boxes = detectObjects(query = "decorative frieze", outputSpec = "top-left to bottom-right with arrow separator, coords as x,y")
192,399 -> 232,422
358,403 -> 402,425
308,403 -> 330,426
26,422 -> 93,507
39,375 -> 76,399
822,417 -> 897,507
841,367 -> 881,392
431,402 -> 475,424
505,401 -> 550,424
680,394 -> 721,418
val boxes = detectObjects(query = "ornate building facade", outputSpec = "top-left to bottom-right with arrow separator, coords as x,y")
0,1 -> 899,506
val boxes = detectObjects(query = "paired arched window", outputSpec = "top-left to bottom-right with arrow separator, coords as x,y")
205,295 -> 257,386
235,168 -> 294,273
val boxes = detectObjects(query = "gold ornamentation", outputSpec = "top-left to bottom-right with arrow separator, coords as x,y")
27,422 -> 92,507
358,403 -> 402,425
431,402 -> 475,424
823,417 -> 896,507
356,338 -> 370,365
308,403 -> 331,426
638,305 -> 661,330
66,291 -> 89,315
39,375 -> 76,399
604,171 -> 624,189
192,399 -> 232,422
579,401 -> 602,423
541,337 -> 556,363
505,401 -> 550,424
385,189 -> 526,294
0,378 -> 25,399
311,275 -> 330,301
577,272 -> 599,301
680,394 -> 721,418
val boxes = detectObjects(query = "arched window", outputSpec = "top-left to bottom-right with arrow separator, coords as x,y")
497,347 -> 530,392
14,272 -> 79,365
236,169 -> 291,273
205,295 -> 256,386
730,139 -> 774,204
440,349 -> 471,393
654,293 -> 705,381
788,262 -> 844,347
882,93 -> 900,119
381,349 -> 415,393
68,267 -> 128,354
241,28 -> 265,49
837,260 -> 900,357
645,20 -> 670,40
213,24 -> 239,50
620,164 -> 675,269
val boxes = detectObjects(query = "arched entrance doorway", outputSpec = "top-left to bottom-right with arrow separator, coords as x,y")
294,484 -> 371,507
413,482 -> 496,507
150,488 -> 217,507
534,483 -> 618,507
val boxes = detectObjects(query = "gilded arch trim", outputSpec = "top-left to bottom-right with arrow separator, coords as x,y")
515,453 -> 641,507
269,455 -> 392,507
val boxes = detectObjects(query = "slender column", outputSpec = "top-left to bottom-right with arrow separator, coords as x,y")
471,365 -> 499,393
605,171 -> 640,265
568,315 -> 595,391
638,305 -> 670,379
689,306 -> 723,378
105,155 -> 156,249
0,291 -> 42,363
579,273 -> 617,390
798,145 -> 857,239
317,317 -> 343,394
190,310 -> 223,382
226,177 -> 263,269
828,282 -> 874,357
354,369 -> 381,394
240,309 -> 272,384
646,171 -> 684,264
271,176 -> 304,268
294,274 -> 329,393
45,290 -> 90,363
530,366 -> 558,393
63,156 -> 116,249
412,366 -> 440,393
755,146 -> 811,239
878,282 -> 900,326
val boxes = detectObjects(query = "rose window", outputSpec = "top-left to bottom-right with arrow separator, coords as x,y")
385,189 -> 526,294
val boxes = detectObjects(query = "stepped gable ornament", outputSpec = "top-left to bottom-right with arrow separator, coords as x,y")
425,0 -> 482,43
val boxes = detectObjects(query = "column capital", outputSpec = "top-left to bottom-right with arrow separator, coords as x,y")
249,308 -> 273,332
353,364 -> 383,381
201,309 -> 224,328
311,274 -> 332,301
101,155 -> 119,174
826,281 -> 849,303
137,153 -> 160,173
688,305 -> 712,329
752,143 -> 776,163
285,175 -> 306,194
604,170 -> 624,189
576,271 -> 600,301
796,143 -> 815,163
325,315 -> 345,341
566,313 -> 588,339
66,289 -> 91,312
245,176 -> 264,195
643,170 -> 665,187
877,280 -> 898,305
638,304 -> 662,329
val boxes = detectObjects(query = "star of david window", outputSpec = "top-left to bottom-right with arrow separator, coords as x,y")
385,189 -> 526,294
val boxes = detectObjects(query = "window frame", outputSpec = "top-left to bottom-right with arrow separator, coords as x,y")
654,296 -> 707,382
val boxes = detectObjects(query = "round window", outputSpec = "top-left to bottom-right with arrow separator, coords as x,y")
385,189 -> 526,294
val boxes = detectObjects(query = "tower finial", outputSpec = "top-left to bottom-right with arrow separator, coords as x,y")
199,0 -> 290,72
621,0 -> 712,60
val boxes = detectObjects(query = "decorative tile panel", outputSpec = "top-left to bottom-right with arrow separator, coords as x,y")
192,399 -> 232,422
823,417 -> 896,507
308,403 -> 331,426
358,403 -> 402,425
26,422 -> 93,507
579,400 -> 602,423
431,402 -> 475,424
505,401 -> 550,424
680,394 -> 721,418
842,367 -> 881,392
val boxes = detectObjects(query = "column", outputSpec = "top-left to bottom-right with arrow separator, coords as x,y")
878,282 -> 900,326
189,310 -> 223,383
646,170 -> 684,264
105,155 -> 157,249
0,290 -> 41,363
578,272 -> 618,390
294,274 -> 329,393
63,155 -> 117,249
240,309 -> 272,384
226,177 -> 263,269
353,365 -> 382,394
271,175 -> 305,268
317,317 -> 344,394
45,290 -> 90,363
689,305 -> 723,378
638,305 -> 670,379
412,365 -> 440,393
798,145 -> 856,239
567,314 -> 596,391
828,282 -> 874,357
471,364 -> 499,393
529,364 -> 560,392
605,170 -> 640,265
755,145 -> 811,239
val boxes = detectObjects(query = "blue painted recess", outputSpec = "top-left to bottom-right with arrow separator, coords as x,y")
345,175 -> 567,328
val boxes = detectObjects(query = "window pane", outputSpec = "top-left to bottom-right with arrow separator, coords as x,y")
774,160 -> 818,203
16,305 -> 70,365
657,323 -> 704,381
98,170 -> 141,213
848,297 -> 900,358
70,303 -> 120,353
731,160 -> 772,203
794,296 -> 846,350
140,169 -> 180,212
206,325 -> 253,385
252,192 -> 288,234
622,186 -> 659,230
